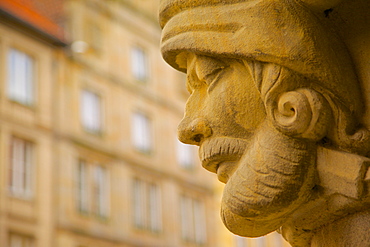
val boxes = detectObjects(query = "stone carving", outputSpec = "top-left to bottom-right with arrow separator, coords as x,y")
160,0 -> 370,246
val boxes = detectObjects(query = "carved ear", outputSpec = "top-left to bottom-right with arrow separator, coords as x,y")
267,88 -> 332,141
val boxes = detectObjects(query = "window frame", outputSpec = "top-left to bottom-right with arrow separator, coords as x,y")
92,165 -> 110,218
131,46 -> 149,82
176,139 -> 195,169
76,160 -> 110,219
77,159 -> 89,213
8,136 -> 34,199
80,89 -> 103,134
7,48 -> 36,106
235,235 -> 249,247
9,232 -> 35,247
180,195 -> 207,244
132,178 -> 162,233
131,111 -> 152,154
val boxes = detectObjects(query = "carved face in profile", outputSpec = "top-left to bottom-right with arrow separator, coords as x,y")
176,52 -> 320,237
177,53 -> 265,183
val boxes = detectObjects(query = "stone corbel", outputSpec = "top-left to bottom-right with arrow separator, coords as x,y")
281,147 -> 370,246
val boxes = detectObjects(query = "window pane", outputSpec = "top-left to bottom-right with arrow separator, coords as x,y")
10,234 -> 34,247
7,49 -> 34,105
9,137 -> 33,198
133,179 -> 161,232
271,231 -> 284,247
94,166 -> 109,217
193,200 -> 207,244
180,196 -> 188,240
180,196 -> 207,244
25,54 -> 34,104
235,235 -> 248,247
177,140 -> 194,168
255,237 -> 266,247
132,113 -> 151,152
180,196 -> 195,241
10,234 -> 22,247
10,137 -> 24,195
131,47 -> 148,81
133,178 -> 146,228
149,183 -> 162,232
24,142 -> 33,197
76,161 -> 109,217
77,160 -> 89,212
81,90 -> 102,133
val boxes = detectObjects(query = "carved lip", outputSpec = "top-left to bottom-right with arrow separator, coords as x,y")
199,137 -> 249,175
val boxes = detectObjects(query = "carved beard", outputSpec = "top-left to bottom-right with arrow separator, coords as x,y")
221,121 -> 317,237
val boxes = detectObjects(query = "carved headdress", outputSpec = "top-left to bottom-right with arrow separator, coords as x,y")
160,0 -> 370,155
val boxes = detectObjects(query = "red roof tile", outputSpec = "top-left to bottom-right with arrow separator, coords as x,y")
0,0 -> 65,43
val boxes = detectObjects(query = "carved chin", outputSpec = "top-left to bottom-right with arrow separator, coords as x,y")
221,203 -> 286,237
221,124 -> 317,237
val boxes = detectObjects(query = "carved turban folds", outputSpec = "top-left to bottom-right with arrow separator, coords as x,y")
160,0 -> 370,156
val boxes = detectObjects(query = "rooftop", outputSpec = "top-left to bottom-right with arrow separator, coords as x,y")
0,0 -> 66,45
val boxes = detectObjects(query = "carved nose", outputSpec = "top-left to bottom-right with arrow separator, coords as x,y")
178,118 -> 212,145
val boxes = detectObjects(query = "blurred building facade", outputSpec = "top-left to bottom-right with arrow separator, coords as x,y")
0,0 -> 289,247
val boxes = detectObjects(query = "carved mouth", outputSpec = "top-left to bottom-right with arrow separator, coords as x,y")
199,137 -> 249,179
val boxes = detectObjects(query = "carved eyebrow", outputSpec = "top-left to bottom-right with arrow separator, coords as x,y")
181,54 -> 227,93
195,56 -> 227,81
185,54 -> 202,92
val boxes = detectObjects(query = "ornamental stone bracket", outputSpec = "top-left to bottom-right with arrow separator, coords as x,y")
159,0 -> 370,246
281,147 -> 370,246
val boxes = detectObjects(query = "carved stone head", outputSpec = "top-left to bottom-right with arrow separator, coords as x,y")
160,0 -> 370,240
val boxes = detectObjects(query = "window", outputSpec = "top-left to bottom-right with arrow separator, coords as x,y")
77,160 -> 89,212
176,140 -> 195,168
131,47 -> 148,81
81,90 -> 102,133
9,233 -> 34,247
271,231 -> 284,247
177,72 -> 189,97
76,161 -> 110,218
132,178 -> 162,232
255,237 -> 266,247
7,48 -> 34,105
9,137 -> 34,198
235,235 -> 248,247
92,166 -> 109,217
180,196 -> 207,244
132,112 -> 152,153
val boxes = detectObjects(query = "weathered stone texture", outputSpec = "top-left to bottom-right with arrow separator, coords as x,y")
160,0 -> 370,246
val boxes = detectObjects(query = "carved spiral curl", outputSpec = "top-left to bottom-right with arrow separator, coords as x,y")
271,88 -> 331,141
